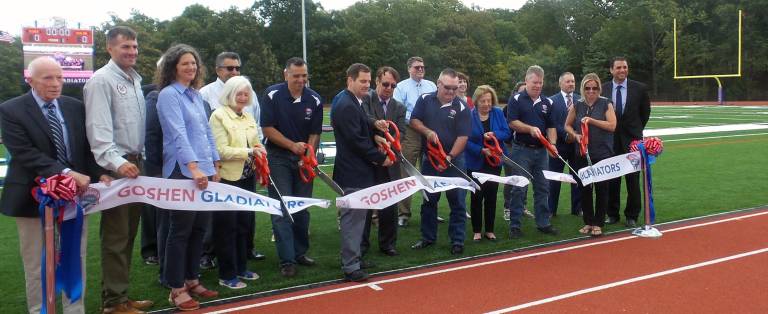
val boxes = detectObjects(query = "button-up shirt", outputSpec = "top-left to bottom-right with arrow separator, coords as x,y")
200,77 -> 262,140
611,79 -> 628,114
393,77 -> 437,122
157,82 -> 220,178
84,59 -> 146,172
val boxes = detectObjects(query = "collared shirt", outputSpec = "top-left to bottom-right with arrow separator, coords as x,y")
200,77 -> 263,141
410,92 -> 471,153
261,82 -> 323,152
393,77 -> 437,122
611,79 -> 628,114
209,105 -> 260,181
31,90 -> 71,160
561,91 -> 575,107
506,90 -> 555,146
84,59 -> 146,172
157,82 -> 220,178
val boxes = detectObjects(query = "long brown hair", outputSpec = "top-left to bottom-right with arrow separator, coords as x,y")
154,44 -> 206,90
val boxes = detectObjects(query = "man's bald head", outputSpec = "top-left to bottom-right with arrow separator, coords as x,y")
28,57 -> 64,102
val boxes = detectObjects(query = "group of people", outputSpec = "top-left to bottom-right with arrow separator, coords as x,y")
0,24 -> 651,313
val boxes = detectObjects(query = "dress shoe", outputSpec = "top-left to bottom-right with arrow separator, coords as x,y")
344,269 -> 368,282
280,264 -> 297,277
128,299 -> 154,311
397,217 -> 408,227
380,248 -> 399,256
249,249 -> 266,261
143,256 -> 158,265
509,228 -> 523,239
103,302 -> 146,314
450,244 -> 464,255
625,219 -> 638,228
360,259 -> 376,269
296,255 -> 316,266
410,240 -> 434,249
605,217 -> 620,225
537,225 -> 559,235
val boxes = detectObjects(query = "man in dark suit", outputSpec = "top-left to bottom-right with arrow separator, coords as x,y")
602,57 -> 651,227
548,72 -> 582,217
0,57 -> 108,313
331,63 -> 393,282
360,66 -> 407,257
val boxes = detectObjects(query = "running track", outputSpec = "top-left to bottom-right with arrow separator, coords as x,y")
192,208 -> 768,313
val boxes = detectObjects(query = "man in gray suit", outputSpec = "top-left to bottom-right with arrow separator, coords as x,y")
360,66 -> 407,257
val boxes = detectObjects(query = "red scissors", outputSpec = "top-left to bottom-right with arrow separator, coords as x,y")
482,133 -> 503,167
299,144 -> 319,183
378,121 -> 397,164
580,120 -> 590,157
252,151 -> 271,187
537,132 -> 579,177
426,137 -> 448,172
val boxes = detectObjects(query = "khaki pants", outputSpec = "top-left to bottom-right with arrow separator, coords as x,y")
398,124 -> 423,219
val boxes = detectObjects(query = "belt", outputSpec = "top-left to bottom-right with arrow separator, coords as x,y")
123,153 -> 142,162
513,141 -> 541,149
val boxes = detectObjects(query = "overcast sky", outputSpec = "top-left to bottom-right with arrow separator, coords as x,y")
0,0 -> 525,36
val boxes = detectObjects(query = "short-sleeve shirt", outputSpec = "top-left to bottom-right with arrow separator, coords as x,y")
410,92 -> 471,153
506,90 -> 555,146
260,82 -> 323,151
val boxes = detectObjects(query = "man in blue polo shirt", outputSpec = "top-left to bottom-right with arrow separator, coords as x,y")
409,68 -> 471,255
261,57 -> 323,277
506,65 -> 559,239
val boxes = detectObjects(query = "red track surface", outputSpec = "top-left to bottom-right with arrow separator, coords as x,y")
196,209 -> 768,313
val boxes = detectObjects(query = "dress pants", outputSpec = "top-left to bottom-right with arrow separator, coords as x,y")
340,204 -> 368,274
608,137 -> 641,221
361,205 -> 397,254
397,124 -> 422,220
214,177 -> 256,280
469,163 -> 501,233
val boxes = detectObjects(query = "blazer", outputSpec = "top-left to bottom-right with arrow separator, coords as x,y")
331,89 -> 387,190
362,89 -> 407,181
465,107 -> 512,171
0,92 -> 103,217
209,105 -> 261,181
602,79 -> 651,152
549,92 -> 580,148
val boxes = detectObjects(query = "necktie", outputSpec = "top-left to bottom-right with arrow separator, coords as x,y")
615,85 -> 623,117
566,94 -> 573,108
381,98 -> 388,116
45,103 -> 68,165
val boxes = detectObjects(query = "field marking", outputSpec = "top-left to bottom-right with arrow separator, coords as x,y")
368,284 -> 383,291
484,247 -> 768,313
663,132 -> 768,142
204,210 -> 768,313
644,123 -> 768,137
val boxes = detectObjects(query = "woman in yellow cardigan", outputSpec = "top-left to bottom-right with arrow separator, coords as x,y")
209,76 -> 266,289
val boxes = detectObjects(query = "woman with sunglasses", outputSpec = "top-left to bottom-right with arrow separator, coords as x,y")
564,73 -> 616,237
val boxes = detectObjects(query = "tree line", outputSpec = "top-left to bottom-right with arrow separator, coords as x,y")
1,0 -> 765,103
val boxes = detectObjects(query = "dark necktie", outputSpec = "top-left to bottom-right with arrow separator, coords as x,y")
381,98 -> 388,116
45,102 -> 68,165
615,85 -> 624,117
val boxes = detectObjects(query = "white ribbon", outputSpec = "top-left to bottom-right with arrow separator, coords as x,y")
577,151 -> 642,185
76,176 -> 330,219
335,175 -> 476,210
471,172 -> 530,187
542,170 -> 577,184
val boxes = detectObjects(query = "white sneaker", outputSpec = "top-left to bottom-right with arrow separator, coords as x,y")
503,208 -> 511,221
523,208 -> 534,218
466,211 -> 472,219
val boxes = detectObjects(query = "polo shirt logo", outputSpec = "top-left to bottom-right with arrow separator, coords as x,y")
541,103 -> 548,113
448,109 -> 457,119
305,107 -> 313,120
117,84 -> 127,95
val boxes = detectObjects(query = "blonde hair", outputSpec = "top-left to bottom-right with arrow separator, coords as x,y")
219,76 -> 253,109
579,73 -> 602,98
472,85 -> 499,107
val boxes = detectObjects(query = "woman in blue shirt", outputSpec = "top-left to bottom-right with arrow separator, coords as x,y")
465,85 -> 511,241
156,44 -> 221,311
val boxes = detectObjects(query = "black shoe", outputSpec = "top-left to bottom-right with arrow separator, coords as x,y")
249,249 -> 266,261
380,248 -> 399,256
410,240 -> 434,249
144,256 -> 159,265
360,259 -> 376,269
296,255 -> 316,266
605,217 -> 620,225
450,244 -> 464,255
509,228 -> 523,239
280,264 -> 297,277
200,256 -> 216,270
344,269 -> 368,282
625,219 -> 638,228
537,225 -> 559,235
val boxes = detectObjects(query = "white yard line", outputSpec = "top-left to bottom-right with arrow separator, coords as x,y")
644,123 -> 768,137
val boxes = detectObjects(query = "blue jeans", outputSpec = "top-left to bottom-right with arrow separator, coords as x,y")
267,148 -> 312,266
420,155 -> 467,245
508,143 -> 551,229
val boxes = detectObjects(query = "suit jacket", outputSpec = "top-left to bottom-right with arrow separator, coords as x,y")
362,90 -> 406,181
331,89 -> 387,190
0,92 -> 103,217
602,79 -> 651,152
549,92 -> 580,148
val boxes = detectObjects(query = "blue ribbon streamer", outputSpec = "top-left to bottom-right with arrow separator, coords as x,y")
36,184 -> 84,314
636,142 -> 656,224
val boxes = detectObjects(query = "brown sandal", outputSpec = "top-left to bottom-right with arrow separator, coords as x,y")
590,226 -> 603,237
579,225 -> 592,234
169,288 -> 199,311
187,281 -> 219,298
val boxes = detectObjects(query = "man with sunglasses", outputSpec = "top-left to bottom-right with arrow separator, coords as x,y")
393,56 -> 437,228
199,52 -> 266,269
409,68 -> 471,255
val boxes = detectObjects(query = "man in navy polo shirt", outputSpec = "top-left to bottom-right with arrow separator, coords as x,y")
506,65 -> 559,239
409,68 -> 471,255
261,57 -> 323,277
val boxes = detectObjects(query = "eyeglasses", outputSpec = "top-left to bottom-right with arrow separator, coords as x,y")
412,65 -> 425,71
219,66 -> 241,72
442,85 -> 459,91
381,82 -> 397,89
584,86 -> 600,91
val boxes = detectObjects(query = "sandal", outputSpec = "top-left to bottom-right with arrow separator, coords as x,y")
169,288 -> 199,311
473,233 -> 482,241
187,281 -> 219,298
579,225 -> 592,234
590,226 -> 603,237
484,233 -> 497,241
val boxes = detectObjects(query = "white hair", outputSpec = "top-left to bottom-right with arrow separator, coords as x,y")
219,76 -> 253,109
